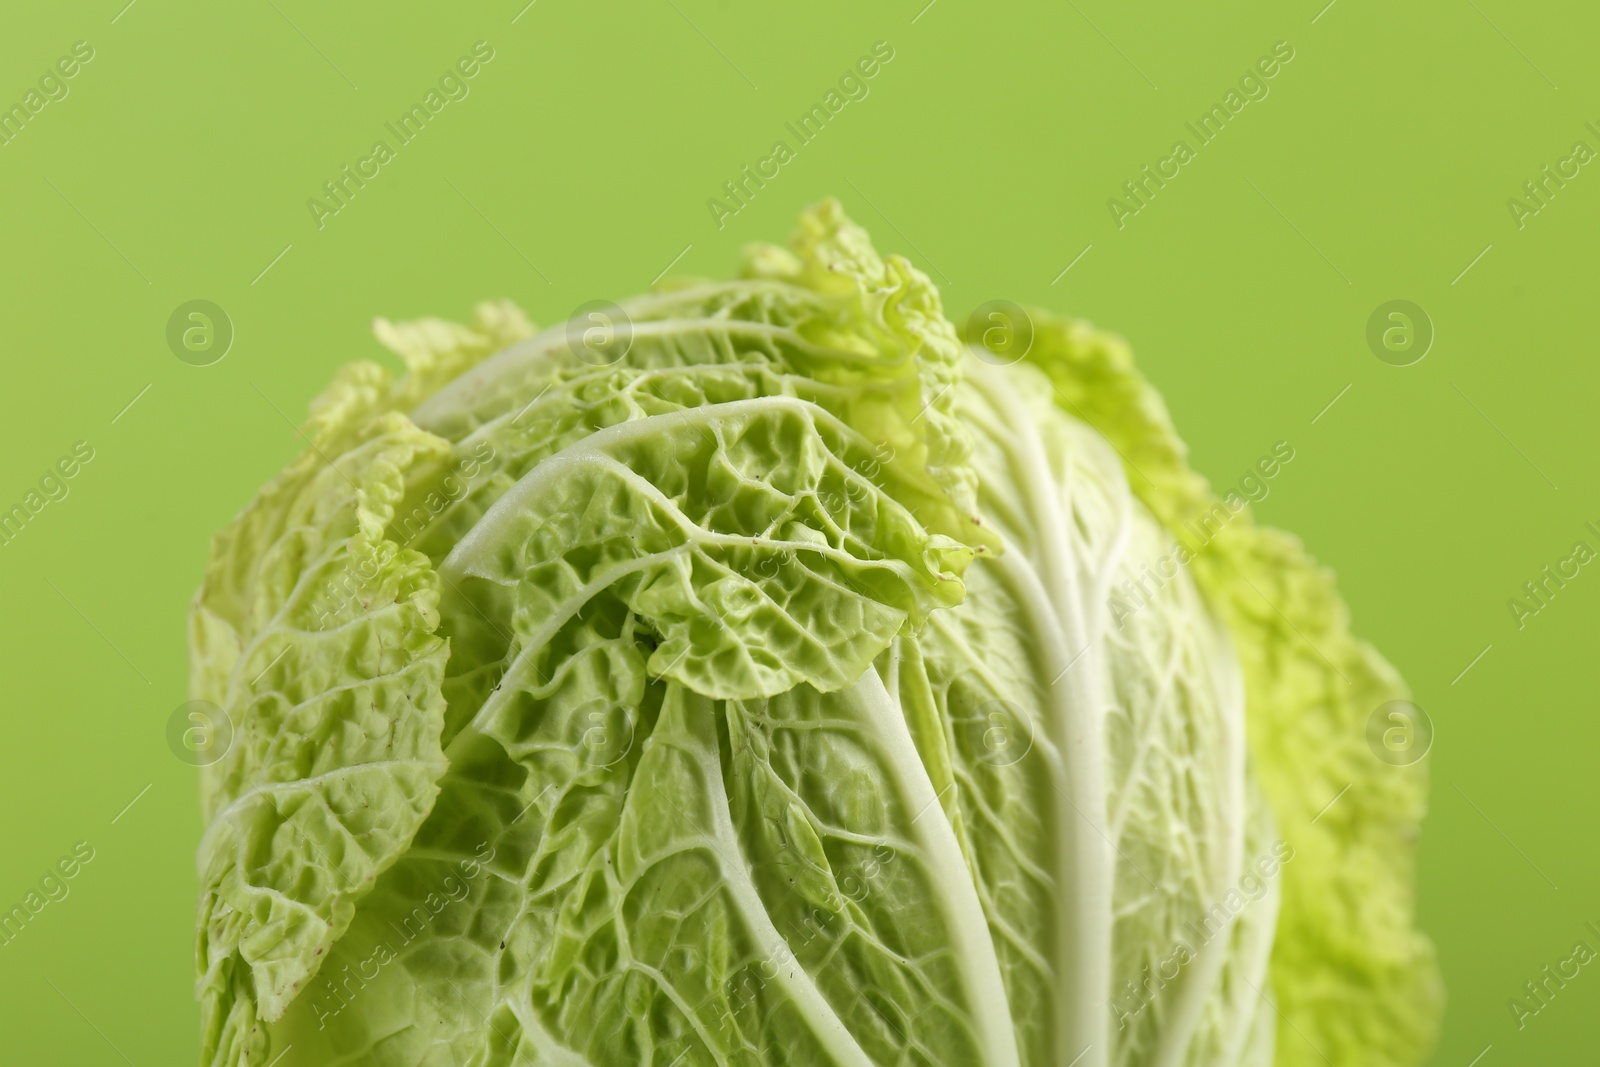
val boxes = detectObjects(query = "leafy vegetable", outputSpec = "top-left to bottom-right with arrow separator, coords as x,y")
190,201 -> 1439,1067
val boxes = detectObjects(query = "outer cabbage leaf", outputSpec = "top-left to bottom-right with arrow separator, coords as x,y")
257,201 -> 1014,1066
191,380 -> 452,1064
1002,313 -> 1442,1067
900,357 -> 1280,1067
190,304 -> 533,1065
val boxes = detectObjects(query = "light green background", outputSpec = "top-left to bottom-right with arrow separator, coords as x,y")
1,0 -> 1594,1063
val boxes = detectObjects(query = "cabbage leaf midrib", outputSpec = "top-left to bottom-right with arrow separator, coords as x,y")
965,367 -> 1129,1067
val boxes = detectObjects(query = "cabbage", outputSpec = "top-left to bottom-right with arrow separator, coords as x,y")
188,201 -> 1440,1067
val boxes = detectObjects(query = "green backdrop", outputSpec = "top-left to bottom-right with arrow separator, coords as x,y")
1,0 -> 1594,1063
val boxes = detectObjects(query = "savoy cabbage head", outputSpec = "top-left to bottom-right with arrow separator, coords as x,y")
188,201 -> 1440,1067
